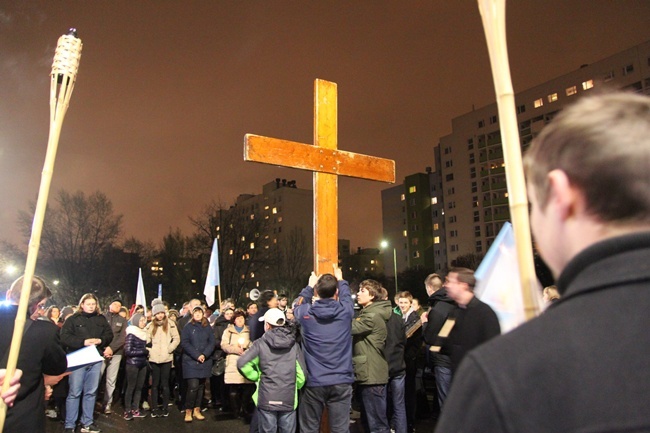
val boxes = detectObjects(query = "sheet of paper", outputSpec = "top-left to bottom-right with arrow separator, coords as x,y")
66,345 -> 103,370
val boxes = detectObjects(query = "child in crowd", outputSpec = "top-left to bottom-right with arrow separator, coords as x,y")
123,313 -> 148,420
237,308 -> 306,433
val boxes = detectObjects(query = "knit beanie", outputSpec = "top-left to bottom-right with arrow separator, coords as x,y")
131,312 -> 144,327
151,298 -> 166,316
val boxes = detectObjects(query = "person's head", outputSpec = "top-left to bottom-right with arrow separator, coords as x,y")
119,306 -> 129,319
168,309 -> 179,322
412,298 -> 421,312
191,305 -> 208,326
187,298 -> 201,312
61,306 -> 75,321
444,268 -> 476,305
542,285 -> 560,303
232,309 -> 246,327
131,312 -> 146,329
221,298 -> 235,312
259,290 -> 278,308
246,302 -> 258,316
396,291 -> 413,315
424,273 -> 443,296
46,305 -> 60,321
524,92 -> 650,277
151,298 -> 166,318
108,299 -> 122,314
377,287 -> 389,301
78,293 -> 100,314
314,274 -> 338,299
262,308 -> 285,331
181,301 -> 190,315
222,308 -> 234,322
357,279 -> 382,307
278,294 -> 288,308
6,276 -> 52,314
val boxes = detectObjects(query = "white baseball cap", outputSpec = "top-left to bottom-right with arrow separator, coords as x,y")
260,308 -> 286,327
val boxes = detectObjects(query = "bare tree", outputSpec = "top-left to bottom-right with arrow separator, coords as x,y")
18,189 -> 123,304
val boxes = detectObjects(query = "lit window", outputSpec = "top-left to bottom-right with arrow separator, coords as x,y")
250,214 -> 254,220
250,243 -> 255,249
272,207 -> 277,214
534,98 -> 543,108
547,93 -> 558,103
264,205 -> 269,210
241,236 -> 246,241
409,186 -> 417,193
403,230 -> 408,237
433,223 -> 439,230
229,249 -> 234,255
434,236 -> 440,244
400,194 -> 405,201
431,197 -> 438,205
277,217 -> 283,222
582,79 -> 594,90
216,226 -> 220,231
370,260 -> 375,265
566,85 -> 577,96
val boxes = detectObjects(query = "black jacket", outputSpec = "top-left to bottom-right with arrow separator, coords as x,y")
422,289 -> 456,367
436,232 -> 650,433
444,296 -> 500,372
60,310 -> 114,355
384,311 -> 406,377
104,311 -> 127,355
0,305 -> 67,432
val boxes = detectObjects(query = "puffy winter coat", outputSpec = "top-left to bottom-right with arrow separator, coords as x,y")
124,325 -> 148,368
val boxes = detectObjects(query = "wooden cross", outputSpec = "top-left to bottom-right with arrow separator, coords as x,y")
244,79 -> 395,275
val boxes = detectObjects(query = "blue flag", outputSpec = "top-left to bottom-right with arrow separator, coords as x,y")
203,238 -> 220,307
474,222 -> 542,333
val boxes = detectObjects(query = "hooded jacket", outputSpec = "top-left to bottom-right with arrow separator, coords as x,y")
351,299 -> 392,385
294,279 -> 354,387
181,320 -> 216,379
237,325 -> 306,411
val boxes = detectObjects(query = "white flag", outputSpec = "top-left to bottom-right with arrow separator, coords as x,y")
203,238 -> 220,307
474,222 -> 542,333
135,267 -> 147,314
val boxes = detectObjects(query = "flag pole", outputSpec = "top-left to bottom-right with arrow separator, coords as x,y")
477,0 -> 539,320
0,29 -> 82,432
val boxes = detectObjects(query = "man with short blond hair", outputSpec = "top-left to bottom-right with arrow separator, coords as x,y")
436,92 -> 650,432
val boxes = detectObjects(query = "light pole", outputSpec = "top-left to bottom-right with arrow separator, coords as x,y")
380,240 -> 398,292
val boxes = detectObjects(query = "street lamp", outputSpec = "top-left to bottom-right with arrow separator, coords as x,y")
380,240 -> 398,292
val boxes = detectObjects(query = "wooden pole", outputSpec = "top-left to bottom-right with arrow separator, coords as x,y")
477,0 -> 540,320
0,29 -> 82,432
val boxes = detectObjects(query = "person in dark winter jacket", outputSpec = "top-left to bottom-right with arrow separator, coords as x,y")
294,267 -> 354,433
395,291 -> 422,433
352,279 -> 392,433
123,313 -> 148,420
436,92 -> 650,433
60,293 -> 113,433
421,273 -> 455,407
248,290 -> 278,341
379,288 -> 407,433
181,306 -> 216,422
210,307 -> 233,410
0,276 -> 67,433
99,299 -> 127,414
237,308 -> 306,433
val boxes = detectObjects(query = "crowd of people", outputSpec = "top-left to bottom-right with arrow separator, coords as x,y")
1,91 -> 649,433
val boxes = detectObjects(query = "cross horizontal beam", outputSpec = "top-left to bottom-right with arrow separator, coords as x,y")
245,134 -> 395,183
